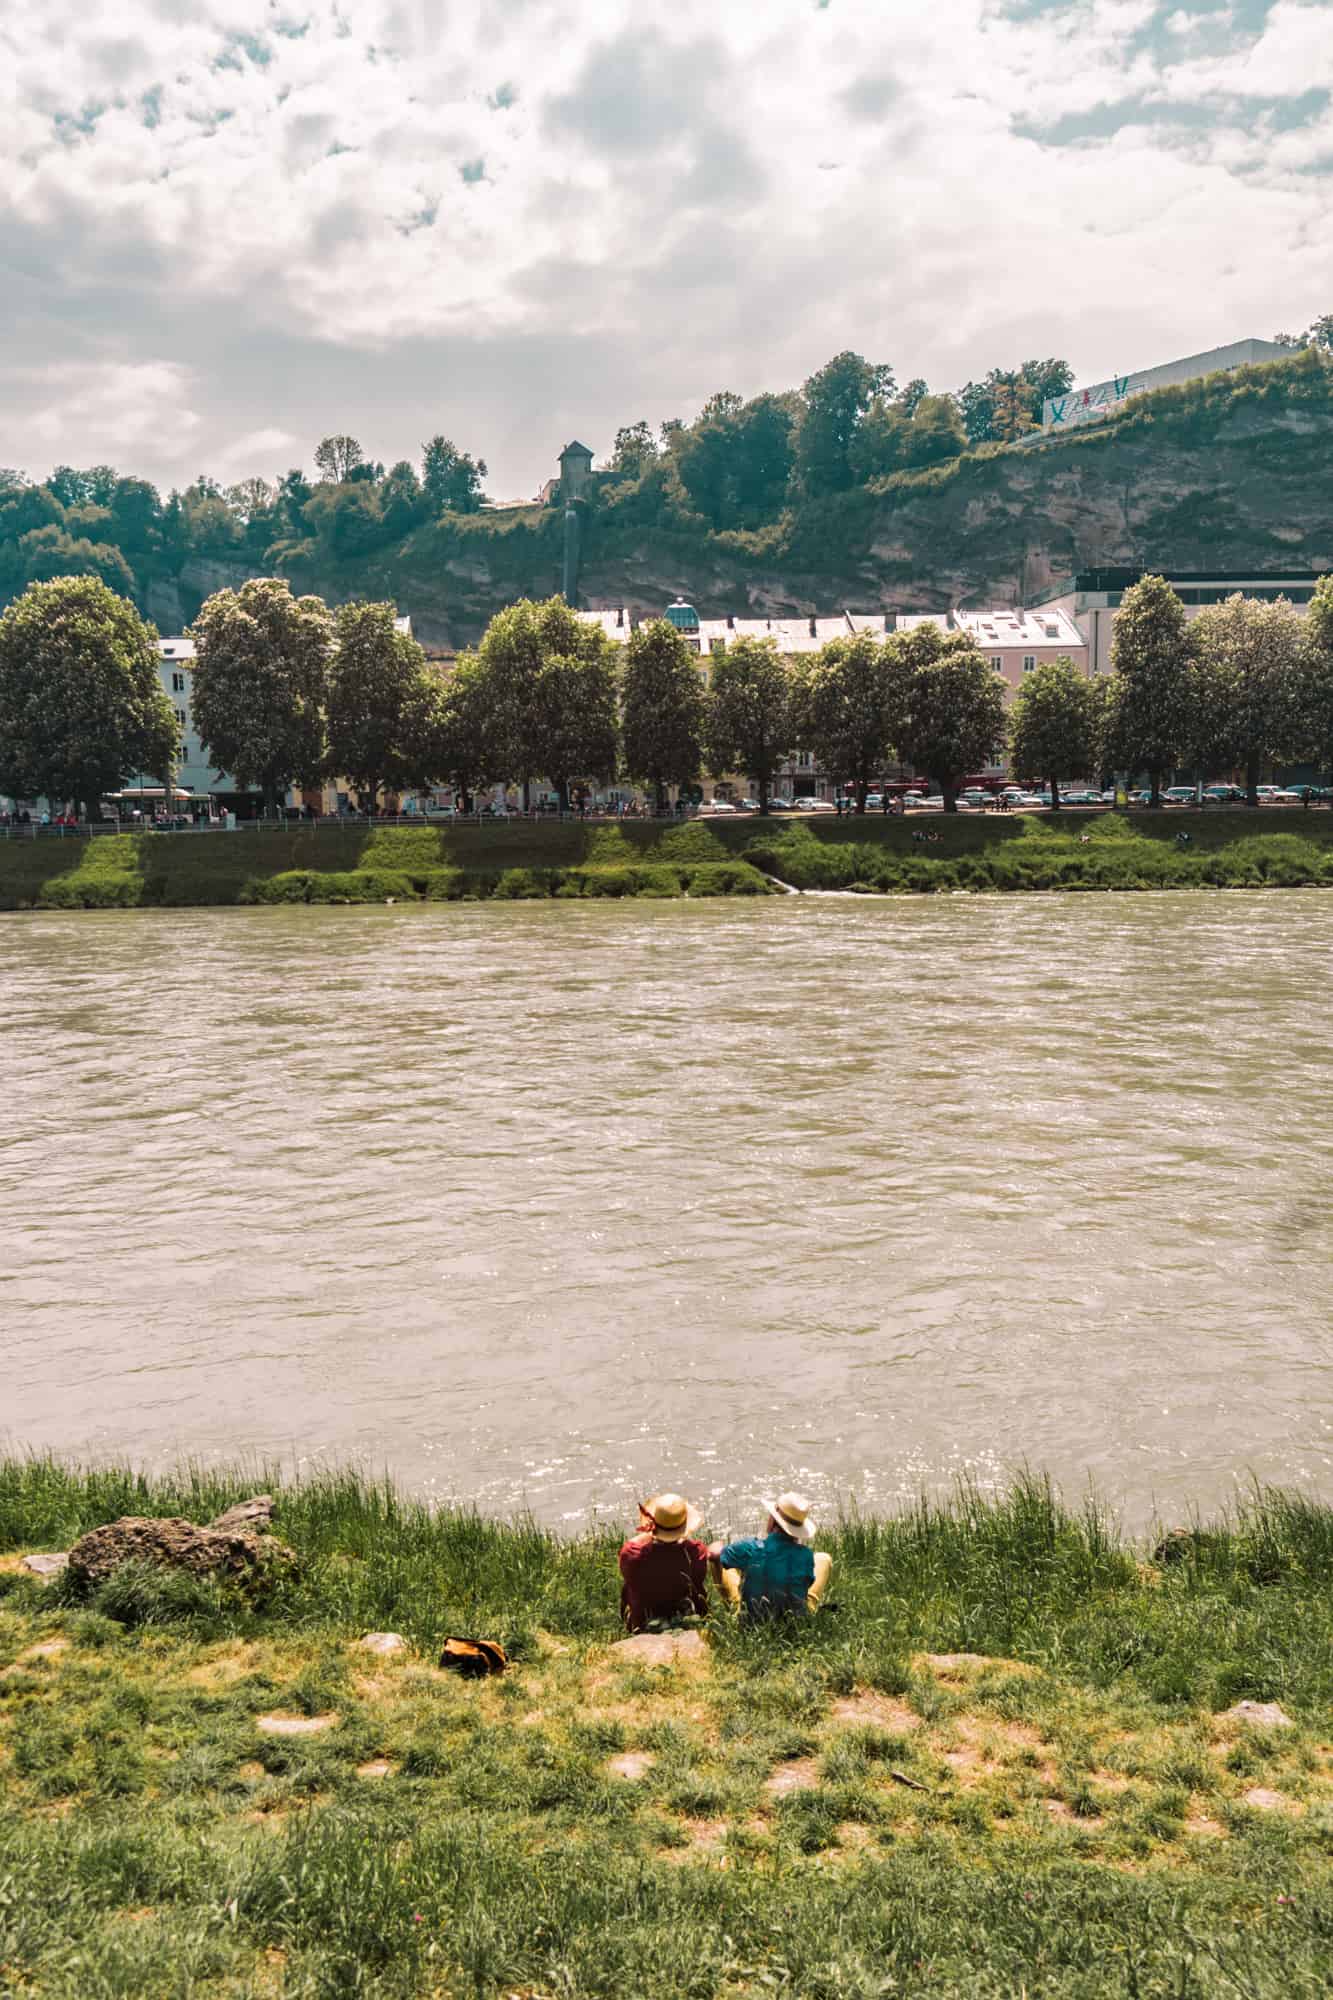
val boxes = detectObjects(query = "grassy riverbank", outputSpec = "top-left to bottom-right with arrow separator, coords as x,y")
6,811 -> 1333,911
2,1463 -> 1330,1997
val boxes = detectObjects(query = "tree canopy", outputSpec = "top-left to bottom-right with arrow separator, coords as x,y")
325,600 -> 438,811
0,575 -> 177,816
889,624 -> 1008,811
1008,656 -> 1101,808
621,620 -> 706,813
790,632 -> 896,811
1106,574 -> 1194,805
705,636 -> 793,811
190,578 -> 333,812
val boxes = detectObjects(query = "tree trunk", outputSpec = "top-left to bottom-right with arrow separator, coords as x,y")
759,776 -> 770,813
855,780 -> 867,815
1049,773 -> 1061,811
523,776 -> 531,813
654,777 -> 666,817
556,777 -> 570,814
1148,772 -> 1162,809
942,779 -> 958,814
1246,753 -> 1260,811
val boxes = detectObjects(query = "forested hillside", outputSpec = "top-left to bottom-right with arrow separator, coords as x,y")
3,346 -> 1330,648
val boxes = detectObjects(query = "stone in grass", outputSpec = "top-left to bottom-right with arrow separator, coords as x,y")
256,1713 -> 339,1736
65,1517 -> 297,1595
1220,1700 -> 1293,1730
207,1495 -> 276,1535
357,1632 -> 410,1656
21,1553 -> 68,1578
610,1629 -> 707,1666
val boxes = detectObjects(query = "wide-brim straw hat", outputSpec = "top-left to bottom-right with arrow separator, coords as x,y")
639,1492 -> 704,1543
763,1491 -> 816,1543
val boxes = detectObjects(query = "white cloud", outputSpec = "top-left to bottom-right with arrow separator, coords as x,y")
1,0 -> 1329,494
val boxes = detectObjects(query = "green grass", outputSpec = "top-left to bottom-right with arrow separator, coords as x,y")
6,810 -> 1333,910
1,1462 -> 1330,1995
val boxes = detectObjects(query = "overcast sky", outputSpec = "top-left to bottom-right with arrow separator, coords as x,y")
3,0 -> 1329,500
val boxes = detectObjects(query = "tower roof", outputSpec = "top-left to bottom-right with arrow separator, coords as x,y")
560,439 -> 594,460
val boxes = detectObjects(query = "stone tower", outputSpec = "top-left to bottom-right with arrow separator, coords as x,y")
558,440 -> 594,604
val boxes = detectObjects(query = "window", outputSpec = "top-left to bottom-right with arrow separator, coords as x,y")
1022,655 -> 1035,673
990,656 -> 1003,672
171,671 -> 186,693
797,750 -> 813,770
709,636 -> 726,654
175,706 -> 188,727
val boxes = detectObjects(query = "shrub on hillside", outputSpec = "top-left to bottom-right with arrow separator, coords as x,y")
684,862 -> 770,896
307,869 -> 415,903
37,835 -> 143,909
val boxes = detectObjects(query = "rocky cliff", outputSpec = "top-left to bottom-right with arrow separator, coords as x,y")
154,353 -> 1333,646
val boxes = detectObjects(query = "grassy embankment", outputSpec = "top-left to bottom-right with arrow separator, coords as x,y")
7,811 -> 1333,911
1,1461 -> 1331,1997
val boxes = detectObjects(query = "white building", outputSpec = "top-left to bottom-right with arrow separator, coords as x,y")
155,637 -> 232,802
1034,568 -> 1325,676
1041,337 -> 1289,432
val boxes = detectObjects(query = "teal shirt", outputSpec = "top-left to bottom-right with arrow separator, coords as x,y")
718,1527 -> 814,1616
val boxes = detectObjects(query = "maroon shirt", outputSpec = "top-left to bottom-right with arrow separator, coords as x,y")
618,1534 -> 710,1631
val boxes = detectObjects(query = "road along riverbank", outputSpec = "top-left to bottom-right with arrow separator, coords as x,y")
1,1461 -> 1330,1997
5,809 -> 1333,908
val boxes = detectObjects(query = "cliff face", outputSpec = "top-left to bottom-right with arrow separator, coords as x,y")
146,363 -> 1333,647
292,392 -> 1333,650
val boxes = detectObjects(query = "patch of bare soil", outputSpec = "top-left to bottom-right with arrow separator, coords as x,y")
1184,1813 -> 1227,1837
836,1821 -> 874,1849
764,1757 -> 820,1797
1243,1787 -> 1300,1813
919,1653 -> 1035,1681
255,1713 -> 339,1736
829,1691 -> 919,1732
186,1646 -> 260,1687
659,1818 -> 728,1864
355,1759 -> 396,1780
1087,1769 -> 1133,1794
19,1639 -> 69,1663
1042,1799 -> 1102,1828
237,1762 -> 266,1783
608,1751 -> 655,1781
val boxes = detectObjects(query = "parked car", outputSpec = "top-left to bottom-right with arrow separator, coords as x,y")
1255,785 -> 1300,804
802,798 -> 837,813
958,789 -> 990,810
911,794 -> 945,811
864,793 -> 884,811
703,800 -> 738,814
765,797 -> 796,812
1162,787 -> 1198,806
422,802 -> 457,819
1288,784 -> 1333,802
1058,790 -> 1102,806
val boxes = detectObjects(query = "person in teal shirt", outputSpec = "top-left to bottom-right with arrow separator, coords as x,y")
710,1491 -> 829,1618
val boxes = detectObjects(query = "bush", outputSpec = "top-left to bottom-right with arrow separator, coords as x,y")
37,835 -> 144,909
306,869 -> 416,903
684,862 -> 770,896
491,867 -> 549,899
655,822 -> 729,861
421,867 -> 465,900
241,870 -> 316,904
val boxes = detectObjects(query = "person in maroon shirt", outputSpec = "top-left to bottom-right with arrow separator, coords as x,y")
618,1493 -> 710,1631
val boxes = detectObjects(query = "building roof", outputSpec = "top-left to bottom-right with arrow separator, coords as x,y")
560,440 -> 594,460
158,637 -> 196,660
575,605 -> 1083,650
957,606 -> 1083,650
1039,566 -> 1328,599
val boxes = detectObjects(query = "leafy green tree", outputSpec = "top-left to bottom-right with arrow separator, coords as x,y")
957,358 -> 1072,444
476,596 -> 612,809
421,436 -> 488,515
302,482 -> 387,559
313,435 -> 365,483
190,578 -> 333,816
889,624 -> 1008,812
276,469 -> 313,534
18,528 -> 136,598
621,619 -> 705,813
677,393 -> 796,527
532,650 -> 620,812
991,373 -> 1036,443
896,378 -> 929,418
0,575 -> 177,817
1300,576 -> 1333,781
1275,312 -> 1333,353
791,351 -> 893,498
1106,575 -> 1193,806
380,461 -> 426,539
431,654 -> 495,809
1008,656 -> 1099,809
705,636 -> 793,812
791,631 -> 896,811
610,423 -> 659,479
1189,593 -> 1306,807
45,465 -> 118,509
326,600 -> 438,812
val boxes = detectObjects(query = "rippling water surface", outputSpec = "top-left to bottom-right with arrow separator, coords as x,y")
3,895 -> 1331,1529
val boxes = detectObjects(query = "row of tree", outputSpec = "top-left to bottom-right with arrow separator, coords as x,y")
4,572 -> 1333,821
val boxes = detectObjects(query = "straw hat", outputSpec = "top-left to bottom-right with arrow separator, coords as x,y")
639,1493 -> 703,1543
763,1491 -> 815,1544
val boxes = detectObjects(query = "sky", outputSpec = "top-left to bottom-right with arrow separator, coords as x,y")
2,0 -> 1330,501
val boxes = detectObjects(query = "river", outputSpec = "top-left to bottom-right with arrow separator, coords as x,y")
3,894 -> 1330,1532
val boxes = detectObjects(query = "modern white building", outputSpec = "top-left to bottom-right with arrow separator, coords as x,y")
1034,568 -> 1326,675
154,637 -> 232,803
1041,337 -> 1289,432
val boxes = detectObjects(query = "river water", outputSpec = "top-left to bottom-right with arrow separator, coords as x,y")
2,895 -> 1330,1533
